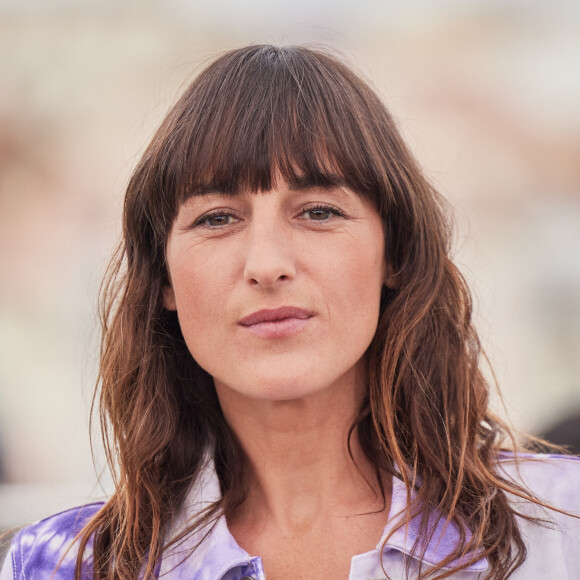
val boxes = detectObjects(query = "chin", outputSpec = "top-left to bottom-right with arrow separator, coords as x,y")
258,384 -> 325,402
241,378 -> 326,402
216,366 -> 355,404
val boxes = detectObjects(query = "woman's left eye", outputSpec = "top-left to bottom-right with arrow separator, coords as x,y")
300,205 -> 344,221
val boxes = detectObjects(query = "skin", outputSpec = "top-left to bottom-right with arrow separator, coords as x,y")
164,179 -> 393,579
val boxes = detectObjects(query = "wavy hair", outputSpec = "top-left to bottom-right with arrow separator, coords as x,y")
76,45 -> 549,579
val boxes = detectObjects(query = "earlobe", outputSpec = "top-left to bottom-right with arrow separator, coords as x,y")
163,285 -> 177,311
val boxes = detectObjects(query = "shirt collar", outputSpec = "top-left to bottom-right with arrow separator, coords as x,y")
381,474 -> 488,573
159,458 -> 488,579
158,456 -> 251,579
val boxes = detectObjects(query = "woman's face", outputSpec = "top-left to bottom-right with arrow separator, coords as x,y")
164,178 -> 387,402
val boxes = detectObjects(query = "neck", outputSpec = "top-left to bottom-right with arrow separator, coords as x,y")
215,370 -> 388,532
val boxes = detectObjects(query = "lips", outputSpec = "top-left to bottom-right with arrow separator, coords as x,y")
238,307 -> 314,338
239,306 -> 313,326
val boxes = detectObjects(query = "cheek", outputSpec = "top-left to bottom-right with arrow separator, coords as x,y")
167,255 -> 216,329
324,241 -> 385,331
171,280 -> 224,372
173,269 -> 219,323
344,233 -> 385,293
168,247 -> 242,361
169,241 -> 232,307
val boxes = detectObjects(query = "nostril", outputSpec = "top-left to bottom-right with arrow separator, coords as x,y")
242,243 -> 296,286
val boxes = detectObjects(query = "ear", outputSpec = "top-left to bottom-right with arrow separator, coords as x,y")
163,285 -> 177,311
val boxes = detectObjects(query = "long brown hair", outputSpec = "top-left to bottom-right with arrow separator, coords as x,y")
77,45 -> 551,579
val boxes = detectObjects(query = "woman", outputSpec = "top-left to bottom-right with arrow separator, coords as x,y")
2,44 -> 579,580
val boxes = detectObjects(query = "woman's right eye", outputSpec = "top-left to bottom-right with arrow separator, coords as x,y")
195,212 -> 239,228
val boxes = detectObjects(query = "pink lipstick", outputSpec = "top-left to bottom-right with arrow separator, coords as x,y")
238,307 -> 314,338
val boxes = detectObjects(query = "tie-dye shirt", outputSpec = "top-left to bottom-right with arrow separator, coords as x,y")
2,453 -> 579,579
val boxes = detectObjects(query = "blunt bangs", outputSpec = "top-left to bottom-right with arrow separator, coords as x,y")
156,45 -> 405,216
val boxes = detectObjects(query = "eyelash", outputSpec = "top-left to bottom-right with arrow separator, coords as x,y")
193,203 -> 346,228
193,210 -> 240,228
299,204 -> 345,221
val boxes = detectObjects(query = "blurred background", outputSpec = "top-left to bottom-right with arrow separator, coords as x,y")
1,0 -> 579,538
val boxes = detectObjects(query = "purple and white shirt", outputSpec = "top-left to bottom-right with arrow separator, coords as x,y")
2,454 -> 579,579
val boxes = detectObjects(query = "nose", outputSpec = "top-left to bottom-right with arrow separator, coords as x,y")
243,219 -> 296,288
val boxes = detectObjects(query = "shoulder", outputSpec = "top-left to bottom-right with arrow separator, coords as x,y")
495,452 -> 580,577
1,502 -> 103,580
497,451 -> 580,512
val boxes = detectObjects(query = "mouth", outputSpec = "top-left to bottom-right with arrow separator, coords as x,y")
238,307 -> 315,338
